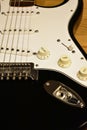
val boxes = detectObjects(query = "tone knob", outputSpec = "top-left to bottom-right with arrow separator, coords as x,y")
77,67 -> 87,81
58,55 -> 71,68
37,47 -> 50,60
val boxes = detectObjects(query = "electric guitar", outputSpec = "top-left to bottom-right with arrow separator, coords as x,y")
0,0 -> 87,130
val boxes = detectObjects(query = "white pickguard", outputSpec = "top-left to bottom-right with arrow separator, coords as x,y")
0,0 -> 87,87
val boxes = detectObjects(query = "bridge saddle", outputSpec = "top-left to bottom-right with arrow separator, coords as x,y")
0,62 -> 38,80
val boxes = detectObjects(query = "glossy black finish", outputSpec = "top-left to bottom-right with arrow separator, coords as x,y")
0,70 -> 87,130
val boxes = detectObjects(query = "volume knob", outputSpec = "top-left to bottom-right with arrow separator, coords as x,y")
37,47 -> 50,60
77,67 -> 87,81
58,55 -> 71,68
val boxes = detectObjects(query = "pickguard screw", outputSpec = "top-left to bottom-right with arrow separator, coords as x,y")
36,64 -> 39,67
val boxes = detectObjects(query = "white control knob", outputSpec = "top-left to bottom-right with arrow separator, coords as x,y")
58,55 -> 71,68
37,47 -> 50,60
77,67 -> 87,81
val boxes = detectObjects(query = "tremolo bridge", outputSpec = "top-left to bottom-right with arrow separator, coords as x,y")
0,63 -> 38,80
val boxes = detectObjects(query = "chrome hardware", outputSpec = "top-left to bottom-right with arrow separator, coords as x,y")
0,63 -> 38,80
53,86 -> 84,108
44,80 -> 85,108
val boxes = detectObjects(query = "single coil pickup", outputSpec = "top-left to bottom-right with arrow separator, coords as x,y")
0,62 -> 38,80
1,11 -> 40,16
10,0 -> 34,7
1,28 -> 37,35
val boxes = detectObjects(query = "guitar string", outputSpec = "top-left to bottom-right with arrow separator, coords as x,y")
26,6 -> 33,62
26,2 -> 37,63
14,1 -> 33,79
8,0 -> 34,79
8,0 -> 22,79
9,0 -> 21,63
20,7 -> 28,62
15,1 -> 34,63
19,2 -> 35,80
0,1 -> 12,79
8,0 -> 34,63
7,0 -> 20,77
19,3 -> 35,63
17,1 -> 34,80
0,0 -> 21,79
0,1 -> 11,55
14,2 -> 24,62
0,0 -> 34,78
2,0 -> 17,63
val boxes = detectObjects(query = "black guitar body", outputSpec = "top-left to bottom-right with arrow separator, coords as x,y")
0,70 -> 87,130
0,0 -> 87,129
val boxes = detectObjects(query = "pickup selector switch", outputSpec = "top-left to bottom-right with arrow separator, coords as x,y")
37,47 -> 50,60
58,55 -> 71,68
77,67 -> 87,81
